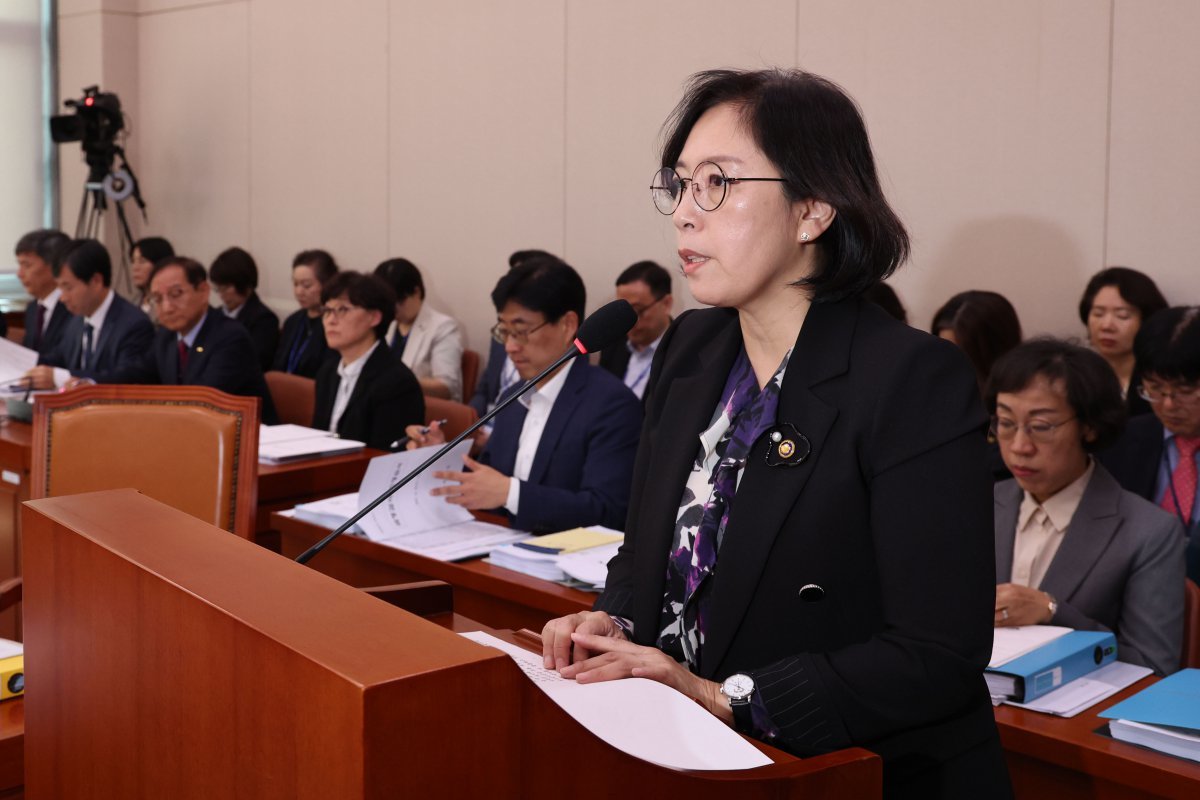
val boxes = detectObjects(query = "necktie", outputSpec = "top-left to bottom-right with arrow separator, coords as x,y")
34,304 -> 46,349
80,322 -> 94,371
177,340 -> 190,377
1162,436 -> 1200,524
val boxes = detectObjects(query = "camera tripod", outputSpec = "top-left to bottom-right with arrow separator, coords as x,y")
74,145 -> 146,296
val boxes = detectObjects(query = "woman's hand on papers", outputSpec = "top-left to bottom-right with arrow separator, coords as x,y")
558,632 -> 731,724
995,582 -> 1054,627
430,454 -> 509,510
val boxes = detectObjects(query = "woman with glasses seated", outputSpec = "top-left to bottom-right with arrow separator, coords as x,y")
404,258 -> 642,534
273,250 -> 339,378
989,338 -> 1185,675
1100,306 -> 1200,584
540,69 -> 1011,797
312,272 -> 423,451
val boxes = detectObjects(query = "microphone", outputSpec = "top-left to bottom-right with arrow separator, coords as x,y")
295,299 -> 638,565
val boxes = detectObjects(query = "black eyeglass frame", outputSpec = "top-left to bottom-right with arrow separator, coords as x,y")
650,160 -> 789,215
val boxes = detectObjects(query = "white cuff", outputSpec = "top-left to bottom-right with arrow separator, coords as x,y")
52,367 -> 71,388
504,478 -> 520,515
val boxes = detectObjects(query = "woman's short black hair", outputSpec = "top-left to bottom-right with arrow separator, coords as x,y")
659,68 -> 909,303
293,249 -> 340,284
320,271 -> 396,341
985,338 -> 1126,452
1078,267 -> 1168,325
374,258 -> 425,301
491,257 -> 585,324
931,290 -> 1023,389
1135,307 -> 1200,384
54,239 -> 112,286
209,247 -> 259,294
130,236 -> 175,265
149,256 -> 208,288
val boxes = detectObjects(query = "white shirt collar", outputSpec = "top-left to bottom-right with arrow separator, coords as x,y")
84,288 -> 116,331
40,287 -> 62,313
178,309 -> 210,348
627,328 -> 666,355
338,341 -> 380,380
517,358 -> 572,410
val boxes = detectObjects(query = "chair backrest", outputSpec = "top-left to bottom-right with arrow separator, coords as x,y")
423,396 -> 479,442
460,349 -> 481,404
1184,579 -> 1200,669
265,370 -> 316,426
32,384 -> 260,538
6,327 -> 25,344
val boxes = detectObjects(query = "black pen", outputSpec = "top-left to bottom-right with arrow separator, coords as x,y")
390,418 -> 449,450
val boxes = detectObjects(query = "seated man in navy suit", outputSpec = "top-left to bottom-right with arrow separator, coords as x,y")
14,228 -> 72,355
1100,306 -> 1200,583
25,239 -> 154,388
407,258 -> 642,533
144,256 -> 278,424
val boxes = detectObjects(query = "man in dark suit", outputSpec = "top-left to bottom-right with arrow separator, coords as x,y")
145,256 -> 278,424
25,239 -> 154,389
14,229 -> 72,356
209,246 -> 280,372
414,259 -> 642,533
598,260 -> 673,400
1099,306 -> 1200,582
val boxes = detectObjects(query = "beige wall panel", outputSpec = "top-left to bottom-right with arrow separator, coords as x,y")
564,0 -> 797,314
58,0 -> 138,16
1107,0 -> 1200,306
56,13 -> 105,229
389,0 -> 567,354
797,0 -> 1111,338
248,0 -> 389,307
136,2 -> 250,262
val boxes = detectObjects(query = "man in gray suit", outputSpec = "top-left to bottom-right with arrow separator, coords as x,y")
987,339 -> 1185,676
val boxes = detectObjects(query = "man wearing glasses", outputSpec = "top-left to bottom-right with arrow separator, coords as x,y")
408,259 -> 642,533
1101,306 -> 1200,583
599,261 -> 673,400
144,256 -> 278,424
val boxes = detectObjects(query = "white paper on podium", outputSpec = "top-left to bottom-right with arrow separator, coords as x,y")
460,631 -> 773,772
0,337 -> 39,386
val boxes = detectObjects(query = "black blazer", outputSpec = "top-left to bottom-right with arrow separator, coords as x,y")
39,293 -> 154,383
233,292 -> 280,373
272,310 -> 333,378
595,301 -> 1008,794
312,343 -> 424,451
23,298 -> 72,358
598,342 -> 631,382
150,308 -> 278,424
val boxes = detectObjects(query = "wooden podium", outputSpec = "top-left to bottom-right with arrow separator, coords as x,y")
21,490 -> 880,798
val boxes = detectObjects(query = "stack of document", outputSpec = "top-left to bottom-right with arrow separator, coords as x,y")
986,629 -> 1117,703
285,442 -> 525,561
487,528 -> 622,587
1101,669 -> 1200,763
259,424 -> 365,463
0,338 -> 38,387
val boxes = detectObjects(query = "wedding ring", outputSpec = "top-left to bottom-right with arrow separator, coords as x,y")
1001,608 -> 1009,621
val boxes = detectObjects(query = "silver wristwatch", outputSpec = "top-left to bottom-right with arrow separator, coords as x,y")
720,673 -> 756,707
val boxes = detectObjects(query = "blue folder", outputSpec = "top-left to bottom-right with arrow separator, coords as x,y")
986,630 -> 1117,703
1100,668 -> 1200,730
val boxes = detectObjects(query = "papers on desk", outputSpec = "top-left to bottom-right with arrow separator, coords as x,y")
0,338 -> 38,388
486,527 -> 622,587
460,631 -> 773,772
989,624 -> 1073,668
1003,661 -> 1151,717
1101,668 -> 1200,763
284,443 -> 525,561
259,424 -> 365,463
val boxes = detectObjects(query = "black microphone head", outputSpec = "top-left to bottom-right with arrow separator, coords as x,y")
574,300 -> 638,354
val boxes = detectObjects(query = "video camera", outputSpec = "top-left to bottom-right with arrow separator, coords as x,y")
50,86 -> 125,182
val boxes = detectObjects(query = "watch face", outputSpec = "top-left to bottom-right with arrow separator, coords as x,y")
723,673 -> 754,700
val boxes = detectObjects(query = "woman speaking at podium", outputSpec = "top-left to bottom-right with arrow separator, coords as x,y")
542,69 -> 1011,798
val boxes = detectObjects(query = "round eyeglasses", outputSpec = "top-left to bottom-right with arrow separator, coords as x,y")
650,161 -> 788,215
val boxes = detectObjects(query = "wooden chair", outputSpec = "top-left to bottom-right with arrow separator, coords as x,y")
460,349 -> 481,403
32,384 -> 260,538
6,327 -> 24,345
265,370 -> 317,426
1184,579 -> 1200,669
423,396 -> 479,441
